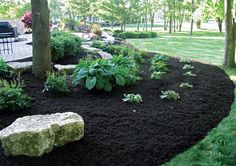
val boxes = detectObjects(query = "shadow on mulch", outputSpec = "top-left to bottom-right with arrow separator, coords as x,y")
0,54 -> 234,166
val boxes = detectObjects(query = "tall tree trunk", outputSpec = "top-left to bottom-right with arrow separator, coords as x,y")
190,0 -> 194,35
168,1 -> 172,33
217,17 -> 223,33
31,0 -> 52,78
173,0 -> 176,32
224,0 -> 235,67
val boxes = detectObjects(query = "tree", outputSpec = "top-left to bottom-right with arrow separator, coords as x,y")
49,0 -> 63,22
31,0 -> 52,78
224,0 -> 235,67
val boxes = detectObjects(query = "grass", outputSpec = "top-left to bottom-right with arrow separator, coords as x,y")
128,30 -> 236,166
128,31 -> 225,65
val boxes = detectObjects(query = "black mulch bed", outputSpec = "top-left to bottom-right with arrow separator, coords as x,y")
0,55 -> 234,166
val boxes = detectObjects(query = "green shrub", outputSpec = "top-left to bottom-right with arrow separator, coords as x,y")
179,82 -> 193,88
91,41 -> 106,49
160,90 -> 180,100
123,94 -> 142,103
113,31 -> 157,39
44,72 -> 69,94
0,59 -> 14,80
51,31 -> 81,61
150,61 -> 169,72
103,29 -> 112,32
0,80 -> 30,111
72,58 -> 128,91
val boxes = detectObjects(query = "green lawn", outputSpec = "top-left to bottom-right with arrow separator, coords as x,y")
128,31 -> 225,65
128,30 -> 236,166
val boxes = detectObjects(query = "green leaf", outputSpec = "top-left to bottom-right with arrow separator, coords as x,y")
103,78 -> 112,92
86,76 -> 97,90
115,75 -> 125,86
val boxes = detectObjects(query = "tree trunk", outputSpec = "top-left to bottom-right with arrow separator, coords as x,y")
168,2 -> 172,33
224,0 -> 235,67
217,17 -> 223,33
196,20 -> 201,29
190,0 -> 194,35
173,0 -> 176,32
31,0 -> 52,78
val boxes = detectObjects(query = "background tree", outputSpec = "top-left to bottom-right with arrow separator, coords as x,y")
31,0 -> 52,78
224,0 -> 235,67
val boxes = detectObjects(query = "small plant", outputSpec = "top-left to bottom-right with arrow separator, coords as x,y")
150,61 -> 169,72
183,64 -> 194,70
179,82 -> 193,88
44,72 -> 69,94
180,59 -> 191,64
123,94 -> 143,103
160,90 -> 180,100
151,54 -> 169,64
0,59 -> 14,80
91,24 -> 103,37
183,71 -> 196,77
151,71 -> 166,80
0,80 -> 31,111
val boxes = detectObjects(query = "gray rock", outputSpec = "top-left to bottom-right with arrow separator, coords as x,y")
0,112 -> 84,157
7,61 -> 32,73
54,64 -> 76,74
97,51 -> 112,59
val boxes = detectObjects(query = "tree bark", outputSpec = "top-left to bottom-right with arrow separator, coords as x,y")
217,17 -> 223,33
31,0 -> 52,78
190,0 -> 194,35
224,0 -> 235,67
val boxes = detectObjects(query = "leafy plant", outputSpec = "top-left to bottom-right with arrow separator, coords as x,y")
183,64 -> 194,70
72,58 -> 128,91
21,12 -> 32,29
151,71 -> 166,80
91,41 -> 106,49
151,54 -> 169,64
0,80 -> 30,111
51,31 -> 81,61
150,61 -> 169,72
183,71 -> 196,77
113,31 -> 157,39
44,72 -> 69,94
160,90 -> 180,100
123,94 -> 143,103
180,59 -> 191,64
0,59 -> 14,80
91,24 -> 102,36
179,82 -> 193,88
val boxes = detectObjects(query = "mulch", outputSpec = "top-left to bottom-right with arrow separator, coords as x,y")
0,54 -> 234,166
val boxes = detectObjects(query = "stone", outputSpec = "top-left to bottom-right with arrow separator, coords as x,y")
54,64 -> 76,74
7,61 -> 32,73
97,51 -> 112,59
81,45 -> 100,53
0,112 -> 84,157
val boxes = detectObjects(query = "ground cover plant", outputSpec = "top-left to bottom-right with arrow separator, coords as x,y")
0,79 -> 30,111
160,90 -> 180,100
122,94 -> 142,103
179,82 -> 193,88
0,59 -> 15,80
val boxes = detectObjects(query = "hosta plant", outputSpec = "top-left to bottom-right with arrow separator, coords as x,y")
0,80 -> 31,111
44,72 -> 69,94
150,61 -> 169,72
160,90 -> 180,100
151,71 -> 166,80
179,82 -> 193,88
180,59 -> 191,64
151,54 -> 169,64
123,94 -> 143,103
72,58 -> 128,92
183,71 -> 196,77
183,64 -> 194,70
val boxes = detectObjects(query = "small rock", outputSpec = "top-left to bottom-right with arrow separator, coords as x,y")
7,61 -> 32,73
54,64 -> 76,74
97,51 -> 112,59
0,112 -> 84,157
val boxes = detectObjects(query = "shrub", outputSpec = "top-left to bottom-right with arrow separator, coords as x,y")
51,31 -> 81,61
91,24 -> 102,36
91,41 -> 106,49
179,82 -> 193,88
151,71 -> 166,80
0,80 -> 30,111
160,90 -> 180,100
183,64 -> 194,70
0,59 -> 14,80
123,94 -> 142,103
113,31 -> 157,39
44,72 -> 69,94
103,29 -> 112,32
21,12 -> 32,29
183,71 -> 196,77
72,58 -> 128,91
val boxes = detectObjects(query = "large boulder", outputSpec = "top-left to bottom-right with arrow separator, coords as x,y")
0,112 -> 84,157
